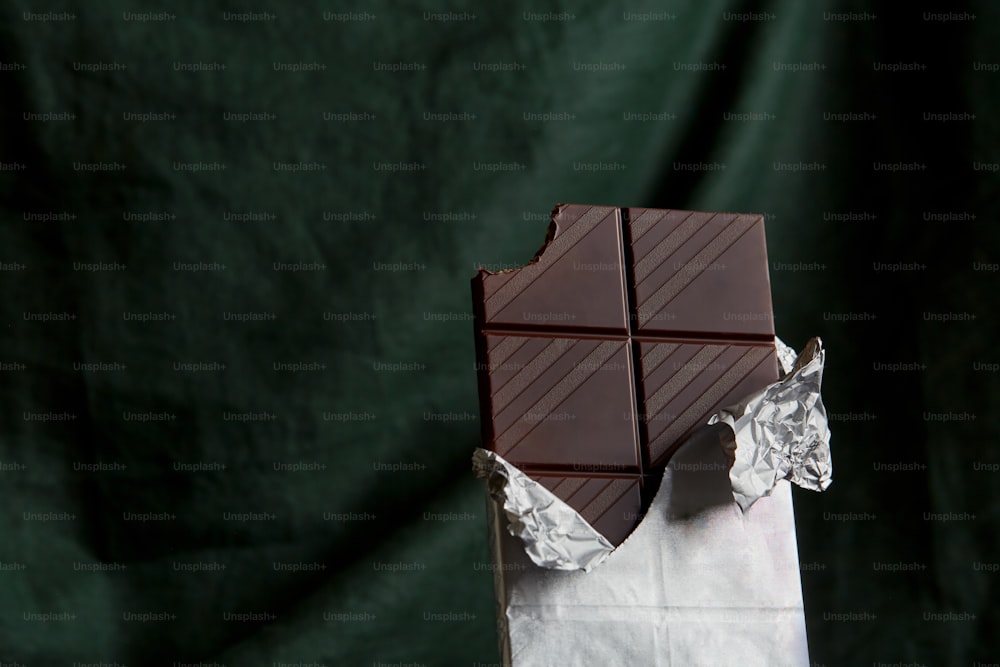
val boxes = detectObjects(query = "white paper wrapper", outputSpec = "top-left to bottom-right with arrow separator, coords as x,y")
481,423 -> 810,666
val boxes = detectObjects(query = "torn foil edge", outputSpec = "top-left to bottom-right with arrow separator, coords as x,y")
472,448 -> 613,572
709,336 -> 833,512
775,336 -> 798,375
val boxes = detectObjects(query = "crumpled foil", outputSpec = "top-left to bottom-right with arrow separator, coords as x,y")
473,448 -> 614,571
473,336 -> 833,571
774,336 -> 799,375
709,336 -> 833,512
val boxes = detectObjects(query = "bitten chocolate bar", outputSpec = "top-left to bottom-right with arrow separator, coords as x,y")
472,205 -> 781,545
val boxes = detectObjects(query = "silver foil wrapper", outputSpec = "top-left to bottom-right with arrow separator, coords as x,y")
472,448 -> 614,572
775,336 -> 799,375
709,337 -> 833,512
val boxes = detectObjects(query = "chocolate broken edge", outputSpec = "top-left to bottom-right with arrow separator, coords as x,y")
471,203 -> 571,451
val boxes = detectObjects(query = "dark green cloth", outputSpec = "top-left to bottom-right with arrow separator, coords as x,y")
0,1 -> 996,664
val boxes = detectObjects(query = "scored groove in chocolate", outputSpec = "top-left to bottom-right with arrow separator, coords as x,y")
633,211 -> 707,284
491,337 -> 576,412
487,333 -> 639,471
638,342 -> 682,379
629,208 -> 775,338
496,340 -> 625,454
643,343 -> 776,465
619,206 -> 654,499
645,345 -> 728,417
637,214 -> 756,329
473,204 -> 781,546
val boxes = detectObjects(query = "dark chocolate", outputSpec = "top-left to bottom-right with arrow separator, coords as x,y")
472,205 -> 780,545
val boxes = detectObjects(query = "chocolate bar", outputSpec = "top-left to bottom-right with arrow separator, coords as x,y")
472,205 -> 781,545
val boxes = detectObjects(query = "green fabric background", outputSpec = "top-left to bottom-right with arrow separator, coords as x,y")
1,1 -> 997,664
